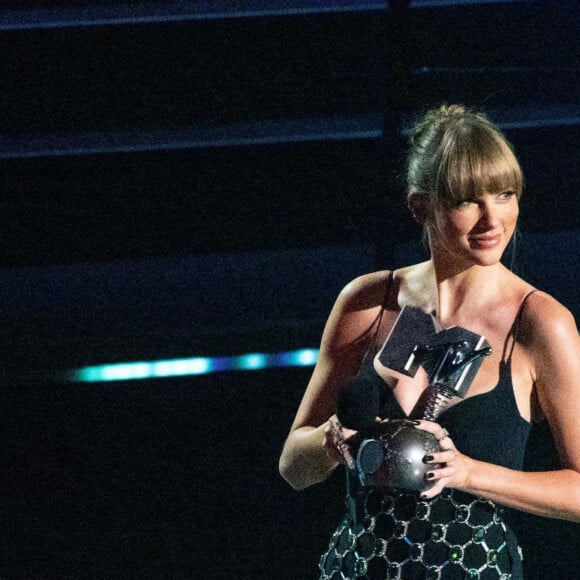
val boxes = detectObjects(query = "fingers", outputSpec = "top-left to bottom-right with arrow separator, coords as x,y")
420,459 -> 458,499
323,415 -> 359,468
413,420 -> 452,444
420,479 -> 445,499
424,448 -> 458,464
324,442 -> 345,465
425,461 -> 456,481
420,454 -> 459,499
323,416 -> 346,464
414,420 -> 463,498
413,420 -> 458,453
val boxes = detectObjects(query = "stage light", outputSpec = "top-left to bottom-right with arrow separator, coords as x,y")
235,353 -> 268,371
68,348 -> 319,383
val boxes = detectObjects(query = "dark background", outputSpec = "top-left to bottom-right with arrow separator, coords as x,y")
0,1 -> 578,578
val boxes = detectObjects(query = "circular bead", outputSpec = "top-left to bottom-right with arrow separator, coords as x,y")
431,524 -> 446,542
387,562 -> 401,579
416,501 -> 431,520
355,557 -> 368,576
472,526 -> 485,542
374,538 -> 387,557
455,505 -> 470,522
449,545 -> 464,563
410,542 -> 423,562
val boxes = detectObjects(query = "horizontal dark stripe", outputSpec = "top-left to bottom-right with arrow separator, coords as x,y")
2,104 -> 578,159
0,0 -> 542,31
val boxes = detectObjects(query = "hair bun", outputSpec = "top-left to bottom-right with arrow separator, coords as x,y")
410,104 -> 487,145
438,104 -> 467,119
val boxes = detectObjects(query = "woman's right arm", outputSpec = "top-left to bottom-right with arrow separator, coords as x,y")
278,272 -> 387,490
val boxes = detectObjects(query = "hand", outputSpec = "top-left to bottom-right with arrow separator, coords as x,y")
323,415 -> 358,469
413,419 -> 471,499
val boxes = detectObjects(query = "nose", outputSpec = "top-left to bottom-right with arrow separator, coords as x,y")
477,201 -> 501,228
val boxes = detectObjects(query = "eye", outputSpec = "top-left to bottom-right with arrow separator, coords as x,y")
497,190 -> 515,201
453,198 -> 476,208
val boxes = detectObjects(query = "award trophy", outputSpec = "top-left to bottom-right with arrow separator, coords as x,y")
348,306 -> 492,492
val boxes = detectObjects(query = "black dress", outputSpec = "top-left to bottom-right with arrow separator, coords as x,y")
319,311 -> 532,580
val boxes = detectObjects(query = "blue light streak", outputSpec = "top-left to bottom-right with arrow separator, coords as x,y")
68,349 -> 319,383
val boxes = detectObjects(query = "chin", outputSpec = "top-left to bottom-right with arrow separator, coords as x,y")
452,245 -> 505,268
474,256 -> 502,268
470,250 -> 505,267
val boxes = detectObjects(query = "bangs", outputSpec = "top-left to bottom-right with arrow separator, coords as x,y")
435,125 -> 523,206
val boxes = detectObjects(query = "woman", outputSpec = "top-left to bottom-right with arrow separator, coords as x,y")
279,105 -> 580,579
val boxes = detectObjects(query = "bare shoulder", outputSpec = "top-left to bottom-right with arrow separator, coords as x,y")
517,290 -> 580,429
518,291 -> 580,384
337,270 -> 394,312
520,291 -> 579,344
320,270 -> 393,356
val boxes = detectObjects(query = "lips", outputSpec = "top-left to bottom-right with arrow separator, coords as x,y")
469,233 -> 502,248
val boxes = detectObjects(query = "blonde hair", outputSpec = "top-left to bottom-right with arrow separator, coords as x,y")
407,105 -> 523,207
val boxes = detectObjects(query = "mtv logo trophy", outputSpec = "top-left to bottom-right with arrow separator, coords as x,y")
342,306 -> 492,493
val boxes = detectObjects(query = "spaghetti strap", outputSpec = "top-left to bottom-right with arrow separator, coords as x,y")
501,289 -> 538,364
370,271 -> 395,350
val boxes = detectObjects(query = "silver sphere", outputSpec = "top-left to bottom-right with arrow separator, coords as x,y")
356,420 -> 442,492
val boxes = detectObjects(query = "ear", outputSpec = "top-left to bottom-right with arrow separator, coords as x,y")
407,192 -> 431,225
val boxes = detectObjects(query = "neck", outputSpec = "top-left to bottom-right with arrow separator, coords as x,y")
430,258 -> 507,325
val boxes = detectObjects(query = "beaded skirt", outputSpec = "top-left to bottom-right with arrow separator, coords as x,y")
319,488 -> 523,580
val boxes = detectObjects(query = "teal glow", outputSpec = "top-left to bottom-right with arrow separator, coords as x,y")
151,357 -> 212,377
294,349 -> 318,366
103,362 -> 152,381
69,349 -> 319,383
235,353 -> 268,370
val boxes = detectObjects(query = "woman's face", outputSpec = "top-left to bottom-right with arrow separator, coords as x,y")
428,189 -> 519,268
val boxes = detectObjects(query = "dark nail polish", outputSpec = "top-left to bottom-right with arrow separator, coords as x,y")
412,420 -> 421,425
423,455 -> 434,463
426,472 -> 435,480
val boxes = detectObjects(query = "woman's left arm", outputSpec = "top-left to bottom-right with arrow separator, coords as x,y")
420,293 -> 580,522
